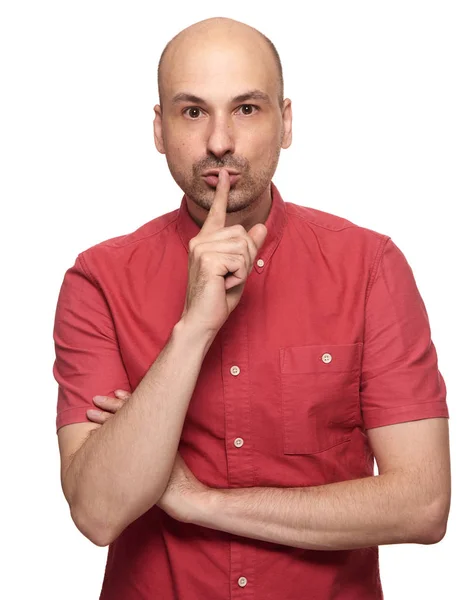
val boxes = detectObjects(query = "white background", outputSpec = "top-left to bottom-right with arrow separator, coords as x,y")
1,1 -> 465,598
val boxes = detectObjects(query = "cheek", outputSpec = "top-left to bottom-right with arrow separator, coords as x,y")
164,135 -> 197,172
243,130 -> 281,165
241,117 -> 281,151
164,121 -> 199,155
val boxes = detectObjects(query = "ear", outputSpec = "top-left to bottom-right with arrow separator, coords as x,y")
153,104 -> 165,154
281,99 -> 292,149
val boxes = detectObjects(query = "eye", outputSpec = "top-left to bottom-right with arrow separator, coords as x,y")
183,107 -> 203,119
237,104 -> 258,116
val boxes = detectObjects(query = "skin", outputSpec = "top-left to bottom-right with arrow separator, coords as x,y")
152,17 -> 292,232
88,390 -> 205,523
88,392 -> 450,549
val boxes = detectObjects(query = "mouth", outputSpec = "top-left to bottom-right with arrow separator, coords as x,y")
202,168 -> 240,176
202,170 -> 241,187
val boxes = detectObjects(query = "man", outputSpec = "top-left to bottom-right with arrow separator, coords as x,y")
53,16 -> 450,600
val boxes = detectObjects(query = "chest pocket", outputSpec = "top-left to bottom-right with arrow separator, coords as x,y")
279,343 -> 362,454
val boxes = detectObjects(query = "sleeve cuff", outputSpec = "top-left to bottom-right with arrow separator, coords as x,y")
56,406 -> 95,433
363,401 -> 449,430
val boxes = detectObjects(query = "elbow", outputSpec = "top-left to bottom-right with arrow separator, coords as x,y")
70,504 -> 113,548
418,521 -> 447,545
413,496 -> 450,545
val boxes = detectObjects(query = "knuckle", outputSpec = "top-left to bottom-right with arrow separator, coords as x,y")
231,224 -> 246,236
188,238 -> 197,252
228,238 -> 246,254
192,243 -> 203,259
239,238 -> 249,253
199,252 -> 213,266
229,254 -> 245,269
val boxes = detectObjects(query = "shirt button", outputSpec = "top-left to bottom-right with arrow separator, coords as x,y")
257,258 -> 264,267
230,365 -> 240,376
322,353 -> 332,364
238,576 -> 248,587
234,437 -> 244,448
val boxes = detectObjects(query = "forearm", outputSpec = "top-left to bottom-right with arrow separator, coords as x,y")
67,318 -> 216,546
196,472 -> 439,551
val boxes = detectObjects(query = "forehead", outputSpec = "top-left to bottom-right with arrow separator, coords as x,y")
161,37 -> 278,103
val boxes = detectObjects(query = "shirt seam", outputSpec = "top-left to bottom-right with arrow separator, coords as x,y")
57,405 -> 92,415
75,252 -> 133,387
364,236 -> 391,306
285,204 -> 391,241
90,213 -> 179,252
285,205 -> 357,232
364,400 -> 446,413
76,253 -> 98,287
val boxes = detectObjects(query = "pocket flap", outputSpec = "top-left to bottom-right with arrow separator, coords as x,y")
280,343 -> 362,374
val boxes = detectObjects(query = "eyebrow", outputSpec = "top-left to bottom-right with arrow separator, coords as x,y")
171,90 -> 272,105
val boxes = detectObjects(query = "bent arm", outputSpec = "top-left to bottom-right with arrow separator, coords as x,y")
65,318 -> 215,546
194,418 -> 450,551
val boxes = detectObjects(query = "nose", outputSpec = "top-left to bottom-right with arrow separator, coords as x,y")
206,114 -> 235,159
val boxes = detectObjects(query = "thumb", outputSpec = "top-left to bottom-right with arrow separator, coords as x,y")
248,223 -> 268,251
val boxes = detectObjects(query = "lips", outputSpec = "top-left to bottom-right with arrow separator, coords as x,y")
202,172 -> 241,187
202,169 -> 239,176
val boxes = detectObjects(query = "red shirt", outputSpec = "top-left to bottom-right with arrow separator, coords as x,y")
53,183 -> 448,599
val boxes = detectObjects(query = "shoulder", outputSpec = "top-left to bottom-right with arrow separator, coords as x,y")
285,201 -> 390,256
75,208 -> 180,278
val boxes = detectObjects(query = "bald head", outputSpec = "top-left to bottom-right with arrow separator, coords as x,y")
157,17 -> 284,110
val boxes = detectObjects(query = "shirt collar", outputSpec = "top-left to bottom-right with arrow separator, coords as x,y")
176,182 -> 287,272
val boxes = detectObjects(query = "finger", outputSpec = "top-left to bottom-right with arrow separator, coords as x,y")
222,253 -> 248,288
114,389 -> 131,400
193,238 -> 252,270
198,224 -> 261,274
86,409 -> 111,423
247,222 -> 268,254
201,168 -> 230,235
92,395 -> 125,413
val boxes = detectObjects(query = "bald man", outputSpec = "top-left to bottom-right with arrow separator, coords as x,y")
53,17 -> 450,600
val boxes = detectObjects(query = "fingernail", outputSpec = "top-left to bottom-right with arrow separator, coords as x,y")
93,396 -> 104,403
87,409 -> 100,417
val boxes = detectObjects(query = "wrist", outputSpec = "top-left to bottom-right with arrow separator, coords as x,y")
190,487 -> 224,528
173,316 -> 218,352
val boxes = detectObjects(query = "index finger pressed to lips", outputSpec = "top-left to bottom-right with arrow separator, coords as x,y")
201,168 -> 230,234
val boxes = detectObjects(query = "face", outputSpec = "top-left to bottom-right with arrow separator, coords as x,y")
153,36 -> 292,213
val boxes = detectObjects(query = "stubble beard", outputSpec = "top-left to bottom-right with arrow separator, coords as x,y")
186,151 -> 280,213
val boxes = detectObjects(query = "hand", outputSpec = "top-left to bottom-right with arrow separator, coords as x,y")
87,390 -> 210,524
87,389 -> 131,423
156,452 -> 210,524
181,167 -> 268,335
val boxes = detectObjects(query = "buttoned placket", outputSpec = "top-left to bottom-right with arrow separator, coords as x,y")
221,286 -> 258,599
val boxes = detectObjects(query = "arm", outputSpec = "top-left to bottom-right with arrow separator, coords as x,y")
65,317 -> 216,546
192,417 -> 450,551
57,173 -> 262,547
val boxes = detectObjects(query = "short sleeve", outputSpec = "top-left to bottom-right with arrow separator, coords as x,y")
360,238 -> 448,429
53,253 -> 131,433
